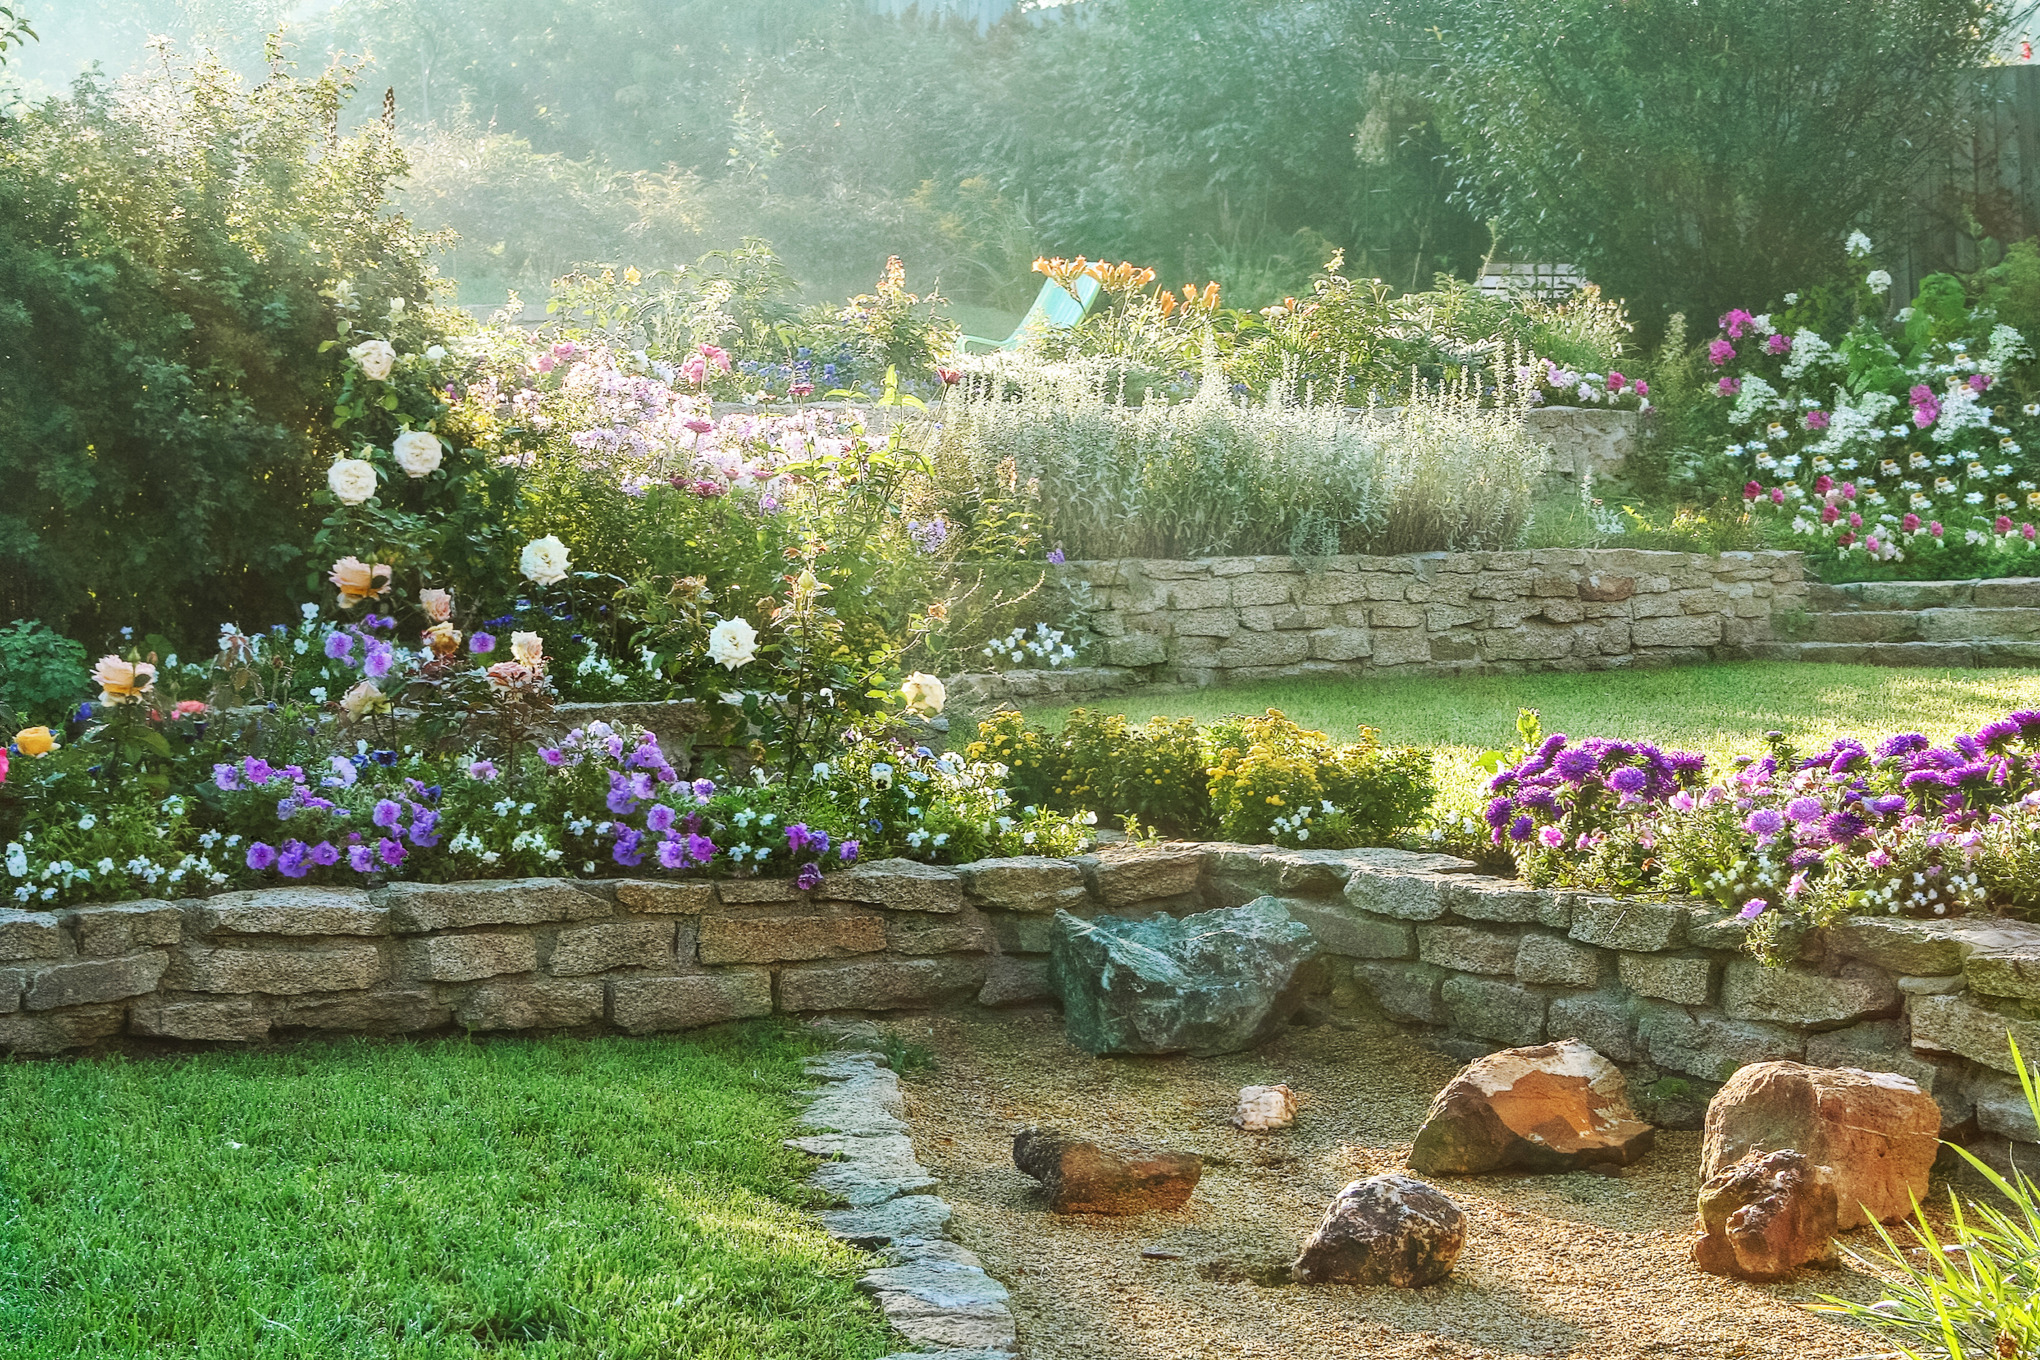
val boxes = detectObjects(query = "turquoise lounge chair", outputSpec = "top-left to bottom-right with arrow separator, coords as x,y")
961,272 -> 1102,352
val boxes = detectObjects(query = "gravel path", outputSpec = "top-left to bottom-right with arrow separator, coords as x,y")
892,1009 -> 1906,1360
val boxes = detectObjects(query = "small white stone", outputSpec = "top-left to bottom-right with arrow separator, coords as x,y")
1233,1084 -> 1297,1131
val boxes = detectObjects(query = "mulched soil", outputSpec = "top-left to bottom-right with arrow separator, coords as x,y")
888,1008 -> 1948,1360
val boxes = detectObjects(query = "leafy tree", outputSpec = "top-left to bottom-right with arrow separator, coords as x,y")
1427,0 -> 2011,330
0,54 -> 443,643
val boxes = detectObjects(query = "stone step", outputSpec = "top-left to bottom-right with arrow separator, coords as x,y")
1768,640 -> 2040,668
1807,576 -> 2040,611
1808,606 -> 2040,644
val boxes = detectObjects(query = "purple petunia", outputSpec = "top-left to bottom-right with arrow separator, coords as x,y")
324,632 -> 354,663
612,826 -> 644,868
839,839 -> 860,864
656,836 -> 688,871
470,633 -> 496,654
795,861 -> 824,892
243,758 -> 273,786
378,837 -> 407,868
277,840 -> 309,879
647,804 -> 676,833
1737,898 -> 1768,921
348,844 -> 376,873
372,798 -> 403,829
246,842 -> 278,872
310,841 -> 341,867
213,763 -> 241,791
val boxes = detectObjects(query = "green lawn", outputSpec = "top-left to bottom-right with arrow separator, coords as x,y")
1028,662 -> 2040,765
0,1029 -> 892,1360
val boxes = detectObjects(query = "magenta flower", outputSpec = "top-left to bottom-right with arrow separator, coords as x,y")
1718,376 -> 1741,396
1804,410 -> 1829,430
1968,373 -> 1993,392
1744,480 -> 1762,500
1719,308 -> 1755,339
1708,339 -> 1737,366
1607,372 -> 1627,392
1765,333 -> 1791,355
1785,796 -> 1824,823
1769,487 -> 1784,505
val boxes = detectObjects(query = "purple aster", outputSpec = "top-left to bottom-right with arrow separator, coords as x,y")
1821,811 -> 1867,844
1744,808 -> 1785,838
1789,847 -> 1825,869
1508,814 -> 1535,842
796,861 -> 824,892
1785,797 -> 1824,823
1483,796 -> 1515,831
1865,793 -> 1908,816
1607,766 -> 1647,795
245,842 -> 278,872
1878,733 -> 1930,760
1554,749 -> 1598,781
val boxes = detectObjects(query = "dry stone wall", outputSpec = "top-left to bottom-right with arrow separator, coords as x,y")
949,548 -> 1809,706
4,843 -> 2034,1169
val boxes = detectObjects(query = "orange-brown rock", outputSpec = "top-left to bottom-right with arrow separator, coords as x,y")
1700,1062 -> 1940,1229
1012,1126 -> 1201,1214
1409,1039 -> 1656,1174
1692,1148 -> 1839,1280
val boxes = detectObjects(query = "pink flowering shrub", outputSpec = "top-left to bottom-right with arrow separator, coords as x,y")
1697,236 -> 2040,575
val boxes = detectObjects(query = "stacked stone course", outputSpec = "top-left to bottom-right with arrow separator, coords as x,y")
5,843 -> 2037,1170
949,548 -> 1810,705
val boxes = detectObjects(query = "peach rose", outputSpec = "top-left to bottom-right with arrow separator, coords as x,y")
92,655 -> 157,706
485,661 -> 538,693
419,588 -> 453,623
510,631 -> 545,667
329,556 -> 392,610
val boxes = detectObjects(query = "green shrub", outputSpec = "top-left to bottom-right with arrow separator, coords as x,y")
0,56 -> 442,643
967,706 -> 1433,845
1205,710 -> 1435,847
0,619 -> 86,725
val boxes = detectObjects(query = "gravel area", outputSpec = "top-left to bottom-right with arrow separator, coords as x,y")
890,1009 -> 1911,1360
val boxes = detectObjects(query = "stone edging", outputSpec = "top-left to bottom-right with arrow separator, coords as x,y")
794,1044 -> 1019,1359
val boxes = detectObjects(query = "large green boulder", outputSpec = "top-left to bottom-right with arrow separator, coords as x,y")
1049,897 -> 1319,1056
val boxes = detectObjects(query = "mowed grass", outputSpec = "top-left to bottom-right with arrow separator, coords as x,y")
0,1029 -> 893,1360
1026,662 -> 2040,766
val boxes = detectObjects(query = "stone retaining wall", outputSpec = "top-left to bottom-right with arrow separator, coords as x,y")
950,548 -> 1810,705
5,844 -> 2034,1167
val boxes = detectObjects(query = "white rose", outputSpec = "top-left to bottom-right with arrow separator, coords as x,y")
707,617 -> 758,671
511,631 -> 545,666
348,339 -> 396,381
327,457 -> 377,505
425,345 -> 447,362
900,671 -> 945,717
393,430 -> 443,478
519,535 -> 571,586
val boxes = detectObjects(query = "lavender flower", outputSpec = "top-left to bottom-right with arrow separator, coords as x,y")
1737,898 -> 1768,921
324,633 -> 354,663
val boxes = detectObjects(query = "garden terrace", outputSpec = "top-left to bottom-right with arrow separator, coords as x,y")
9,843 -> 2037,1174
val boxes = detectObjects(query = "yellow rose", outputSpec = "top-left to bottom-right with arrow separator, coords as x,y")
423,622 -> 463,659
14,726 -> 56,757
338,680 -> 390,722
92,655 -> 157,706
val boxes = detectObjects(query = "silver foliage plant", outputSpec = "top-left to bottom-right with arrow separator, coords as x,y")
930,349 -> 1543,561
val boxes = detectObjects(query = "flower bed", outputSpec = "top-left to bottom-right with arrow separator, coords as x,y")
1475,708 -> 2040,959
